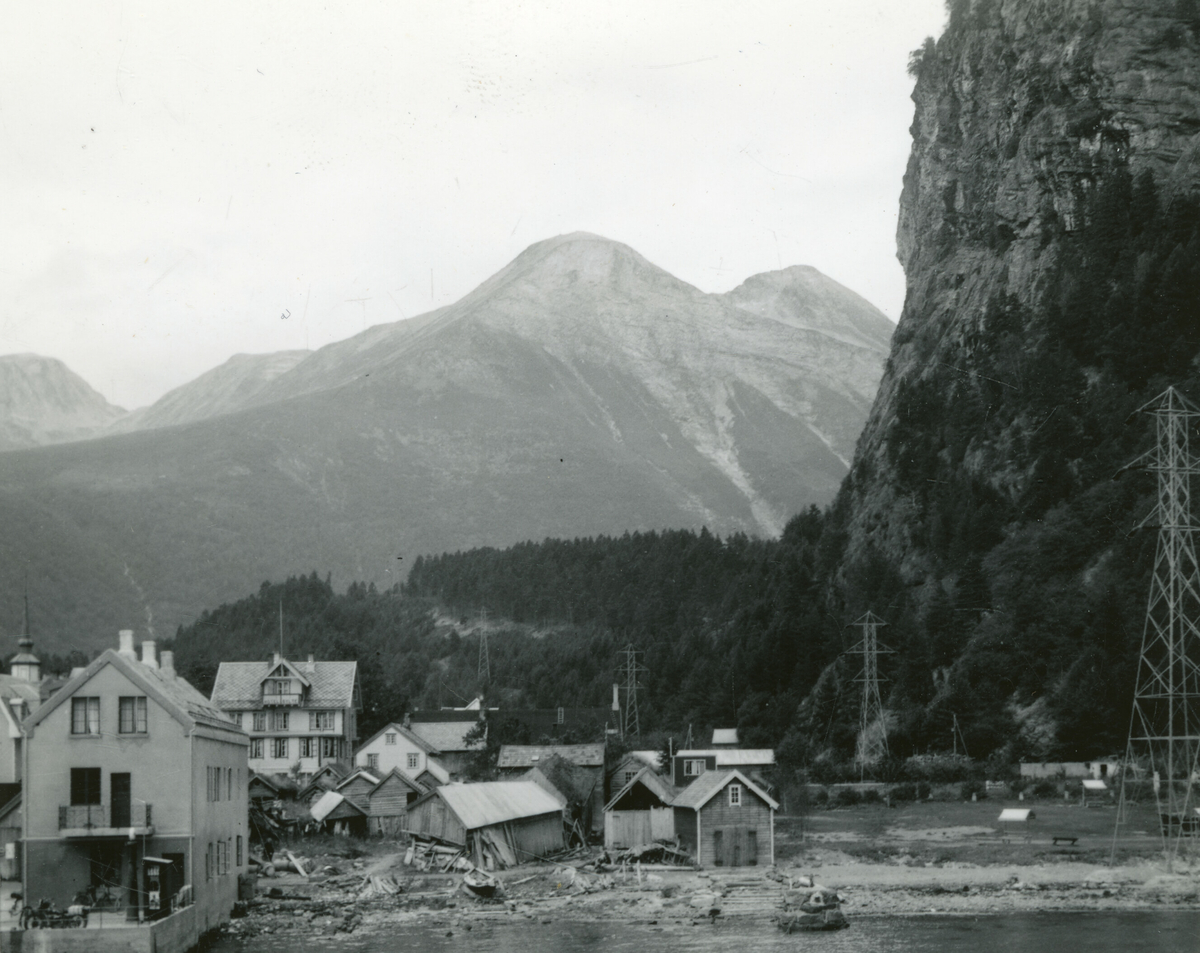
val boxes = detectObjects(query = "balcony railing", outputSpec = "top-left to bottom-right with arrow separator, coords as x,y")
59,802 -> 153,832
262,693 -> 301,706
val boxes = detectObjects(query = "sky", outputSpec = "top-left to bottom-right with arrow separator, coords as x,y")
1,1 -> 947,411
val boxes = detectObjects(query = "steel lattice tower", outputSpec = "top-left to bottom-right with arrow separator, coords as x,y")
849,611 -> 892,767
478,608 -> 491,687
1116,386 -> 1200,868
619,645 -> 648,739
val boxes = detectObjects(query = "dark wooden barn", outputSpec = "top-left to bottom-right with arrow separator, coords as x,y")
672,769 -> 777,867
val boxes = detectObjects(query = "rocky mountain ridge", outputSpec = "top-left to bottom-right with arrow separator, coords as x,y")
0,235 -> 892,651
0,354 -> 126,452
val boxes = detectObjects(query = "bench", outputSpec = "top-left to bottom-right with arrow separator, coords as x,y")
1051,835 -> 1078,846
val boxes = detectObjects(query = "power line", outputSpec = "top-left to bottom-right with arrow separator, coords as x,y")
1115,386 -> 1200,870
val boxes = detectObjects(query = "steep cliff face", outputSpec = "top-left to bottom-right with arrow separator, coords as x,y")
827,0 -> 1200,759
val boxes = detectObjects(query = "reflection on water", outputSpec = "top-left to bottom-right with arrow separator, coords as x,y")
204,911 -> 1200,953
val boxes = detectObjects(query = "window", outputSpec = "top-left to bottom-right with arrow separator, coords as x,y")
385,733 -> 396,745
623,770 -> 636,785
271,710 -> 289,731
236,835 -> 243,867
252,712 -> 266,732
250,738 -> 264,759
321,737 -> 339,759
228,765 -> 233,800
407,753 -> 419,770
273,737 -> 288,759
310,711 -> 333,730
216,840 -> 226,876
729,783 -> 742,806
367,753 -> 379,770
71,697 -> 100,735
70,767 -> 102,805
683,759 -> 705,777
557,707 -> 565,724
119,696 -> 148,734
230,712 -> 243,728
299,737 -> 314,758
207,766 -> 221,801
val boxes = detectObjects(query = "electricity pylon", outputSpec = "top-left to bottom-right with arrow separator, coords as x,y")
619,644 -> 648,739
478,608 -> 491,687
848,611 -> 892,769
1115,386 -> 1200,869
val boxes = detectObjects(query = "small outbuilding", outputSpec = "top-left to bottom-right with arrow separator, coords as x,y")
335,768 -> 381,813
405,781 -> 565,869
672,768 -> 777,867
309,789 -> 369,837
367,768 -> 426,836
604,765 -> 677,849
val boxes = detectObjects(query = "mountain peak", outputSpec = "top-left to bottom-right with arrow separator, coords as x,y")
0,353 -> 125,451
722,266 -> 894,354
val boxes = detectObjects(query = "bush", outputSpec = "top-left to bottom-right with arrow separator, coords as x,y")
1009,777 -> 1029,795
1032,779 -> 1059,799
917,781 -> 932,800
861,788 -> 884,805
889,783 -> 918,802
961,779 -> 988,800
833,787 -> 862,808
812,788 -> 829,807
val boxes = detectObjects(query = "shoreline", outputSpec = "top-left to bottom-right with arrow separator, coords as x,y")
221,851 -> 1200,941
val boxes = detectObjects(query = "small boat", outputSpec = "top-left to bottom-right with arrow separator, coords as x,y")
462,869 -> 499,899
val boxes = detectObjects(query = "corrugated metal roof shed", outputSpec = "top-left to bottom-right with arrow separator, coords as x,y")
437,781 -> 563,829
497,744 -> 605,769
677,748 -> 776,767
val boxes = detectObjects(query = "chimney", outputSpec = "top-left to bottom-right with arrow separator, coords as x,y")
612,683 -> 620,712
273,652 -> 281,666
70,666 -> 86,679
118,630 -> 137,660
160,651 -> 175,677
141,641 -> 158,669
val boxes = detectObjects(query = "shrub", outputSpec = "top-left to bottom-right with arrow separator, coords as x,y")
889,783 -> 918,802
833,787 -> 862,808
861,788 -> 884,805
961,779 -> 988,800
917,781 -> 932,800
812,788 -> 829,807
1032,779 -> 1059,799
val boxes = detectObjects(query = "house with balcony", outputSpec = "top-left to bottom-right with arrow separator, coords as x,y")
20,630 -> 248,933
210,653 -> 360,778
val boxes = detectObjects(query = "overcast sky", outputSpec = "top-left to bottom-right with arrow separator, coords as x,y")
1,1 -> 946,410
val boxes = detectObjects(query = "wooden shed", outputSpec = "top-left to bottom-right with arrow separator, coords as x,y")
604,765 -> 677,849
367,768 -> 425,836
309,789 -> 369,837
335,768 -> 381,813
672,768 -> 777,867
405,781 -> 565,869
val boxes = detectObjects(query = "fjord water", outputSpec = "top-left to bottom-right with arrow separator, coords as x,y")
206,912 -> 1199,953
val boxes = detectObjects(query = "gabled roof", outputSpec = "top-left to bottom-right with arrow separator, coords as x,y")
261,658 -> 311,688
610,751 -> 663,777
357,721 -> 438,754
406,719 -> 484,753
210,658 -> 358,709
418,781 -> 563,830
677,748 -> 776,767
671,768 -> 778,811
24,649 -> 242,737
497,744 -> 605,769
368,767 -> 424,798
604,765 -> 678,811
335,768 -> 380,791
309,789 -> 368,823
249,771 -> 281,794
